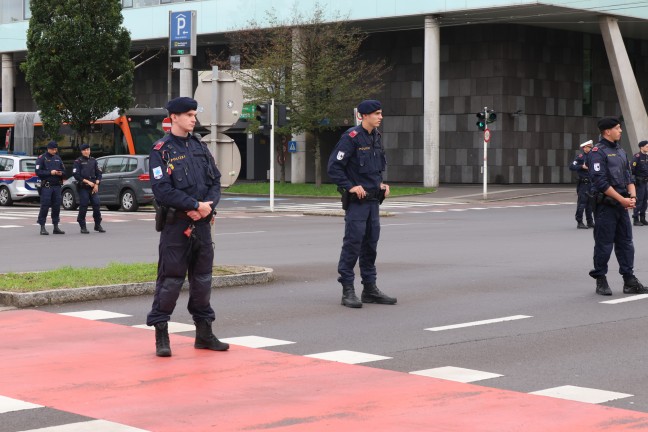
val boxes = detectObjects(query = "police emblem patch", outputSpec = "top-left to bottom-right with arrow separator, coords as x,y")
572,161 -> 577,165
153,166 -> 163,179
337,151 -> 345,160
594,163 -> 601,172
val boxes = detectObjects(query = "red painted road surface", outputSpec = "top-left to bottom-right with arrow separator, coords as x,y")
3,309 -> 648,431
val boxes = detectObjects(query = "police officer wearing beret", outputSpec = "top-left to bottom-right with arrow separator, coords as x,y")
146,96 -> 228,357
631,140 -> 648,226
36,141 -> 65,235
73,143 -> 105,234
588,117 -> 647,295
569,140 -> 594,229
327,99 -> 397,308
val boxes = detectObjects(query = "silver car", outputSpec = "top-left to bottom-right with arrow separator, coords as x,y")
61,155 -> 154,212
0,155 -> 39,206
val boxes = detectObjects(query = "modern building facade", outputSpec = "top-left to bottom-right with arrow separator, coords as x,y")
2,1 -> 648,185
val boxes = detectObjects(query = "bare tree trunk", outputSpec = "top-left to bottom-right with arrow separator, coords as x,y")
314,134 -> 321,187
279,135 -> 286,184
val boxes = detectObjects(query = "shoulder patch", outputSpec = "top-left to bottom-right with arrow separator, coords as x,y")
349,130 -> 358,138
153,140 -> 165,151
578,154 -> 583,158
635,153 -> 640,157
592,147 -> 598,152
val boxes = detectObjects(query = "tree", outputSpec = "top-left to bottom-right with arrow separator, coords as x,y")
21,0 -> 134,140
221,4 -> 389,186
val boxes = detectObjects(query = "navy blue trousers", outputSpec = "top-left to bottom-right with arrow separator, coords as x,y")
589,203 -> 634,278
337,200 -> 380,285
575,182 -> 593,224
633,181 -> 648,219
37,186 -> 61,225
147,220 -> 215,326
77,187 -> 102,227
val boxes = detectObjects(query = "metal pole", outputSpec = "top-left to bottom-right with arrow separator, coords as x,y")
167,11 -> 172,102
483,106 -> 488,200
270,98 -> 275,212
211,66 -> 219,265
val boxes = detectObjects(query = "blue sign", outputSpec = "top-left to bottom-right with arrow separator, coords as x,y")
288,141 -> 297,153
169,11 -> 196,56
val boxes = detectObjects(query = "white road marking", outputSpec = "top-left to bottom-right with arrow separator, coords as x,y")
530,385 -> 632,404
20,419 -> 150,432
220,335 -> 295,348
410,366 -> 503,383
425,315 -> 532,331
0,395 -> 42,414
132,322 -> 195,333
305,350 -> 392,364
59,310 -> 132,320
600,294 -> 648,304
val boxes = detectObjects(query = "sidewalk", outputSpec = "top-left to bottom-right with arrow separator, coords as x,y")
396,183 -> 575,204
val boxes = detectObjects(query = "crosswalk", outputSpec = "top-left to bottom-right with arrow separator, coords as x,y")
2,308 -> 646,431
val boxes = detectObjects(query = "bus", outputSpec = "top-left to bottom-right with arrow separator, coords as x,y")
0,108 -> 168,173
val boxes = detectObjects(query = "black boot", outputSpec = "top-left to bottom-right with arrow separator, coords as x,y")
633,217 -> 643,227
587,221 -> 595,229
595,276 -> 612,296
623,275 -> 648,294
80,225 -> 89,234
577,221 -> 587,229
642,215 -> 648,225
194,319 -> 229,351
154,322 -> 171,357
341,284 -> 362,308
94,224 -> 106,233
52,224 -> 65,234
361,282 -> 397,305
40,225 -> 49,235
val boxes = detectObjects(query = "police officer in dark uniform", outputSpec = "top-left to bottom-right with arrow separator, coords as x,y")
588,117 -> 647,296
73,143 -> 105,234
36,141 -> 65,235
569,140 -> 594,229
146,96 -> 228,357
631,140 -> 648,226
327,99 -> 397,308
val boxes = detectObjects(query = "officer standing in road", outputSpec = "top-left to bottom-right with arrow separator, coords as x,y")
588,117 -> 647,296
327,99 -> 397,308
36,141 -> 65,235
631,140 -> 648,226
73,143 -> 105,234
569,140 -> 594,229
146,96 -> 228,357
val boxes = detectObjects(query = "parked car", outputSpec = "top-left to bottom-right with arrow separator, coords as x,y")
0,155 -> 39,206
61,155 -> 154,212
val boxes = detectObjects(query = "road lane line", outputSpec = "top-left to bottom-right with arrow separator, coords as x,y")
600,294 -> 648,304
425,315 -> 532,331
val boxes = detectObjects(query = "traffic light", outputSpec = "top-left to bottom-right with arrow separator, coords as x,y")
277,104 -> 291,127
476,112 -> 486,131
256,102 -> 271,134
487,110 -> 497,124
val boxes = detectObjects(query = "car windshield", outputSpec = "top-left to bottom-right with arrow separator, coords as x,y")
20,159 -> 36,172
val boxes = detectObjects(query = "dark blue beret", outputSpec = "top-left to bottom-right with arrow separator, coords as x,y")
357,100 -> 382,115
597,116 -> 620,132
639,140 -> 648,148
47,141 -> 58,149
80,143 -> 90,150
166,97 -> 198,114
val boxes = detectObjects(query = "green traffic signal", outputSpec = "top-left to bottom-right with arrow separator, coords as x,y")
476,112 -> 486,131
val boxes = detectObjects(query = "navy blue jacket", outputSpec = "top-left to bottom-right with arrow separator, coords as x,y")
569,151 -> 591,180
149,133 -> 221,211
73,156 -> 102,184
327,124 -> 386,191
35,152 -> 65,186
588,139 -> 633,194
631,151 -> 648,180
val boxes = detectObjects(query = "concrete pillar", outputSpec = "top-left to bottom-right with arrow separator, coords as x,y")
423,16 -> 440,187
290,28 -> 306,183
599,16 -> 648,145
2,53 -> 14,112
179,56 -> 193,98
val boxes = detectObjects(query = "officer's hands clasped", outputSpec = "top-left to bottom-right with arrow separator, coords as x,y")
186,201 -> 214,221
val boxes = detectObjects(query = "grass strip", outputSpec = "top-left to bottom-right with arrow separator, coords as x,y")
0,262 -> 238,293
225,182 -> 435,197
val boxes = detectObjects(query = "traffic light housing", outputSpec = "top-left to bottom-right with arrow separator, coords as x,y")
476,112 -> 486,131
256,102 -> 271,134
277,104 -> 291,127
487,111 -> 497,124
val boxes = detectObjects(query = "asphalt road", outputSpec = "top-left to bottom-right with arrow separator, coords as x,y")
5,190 -> 648,427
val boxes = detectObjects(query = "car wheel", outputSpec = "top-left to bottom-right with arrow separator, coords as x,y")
0,186 -> 13,206
120,189 -> 139,212
61,189 -> 78,210
105,205 -> 120,211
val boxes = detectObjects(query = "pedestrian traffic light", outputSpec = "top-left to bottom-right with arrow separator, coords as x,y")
256,102 -> 271,134
277,104 -> 291,127
476,112 -> 486,131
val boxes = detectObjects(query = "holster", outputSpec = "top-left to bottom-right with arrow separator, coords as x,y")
155,205 -> 176,232
379,188 -> 386,204
337,187 -> 350,211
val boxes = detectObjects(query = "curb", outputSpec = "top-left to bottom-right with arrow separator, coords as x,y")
0,265 -> 273,309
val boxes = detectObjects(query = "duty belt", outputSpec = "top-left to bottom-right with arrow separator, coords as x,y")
42,181 -> 60,188
578,178 -> 590,184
